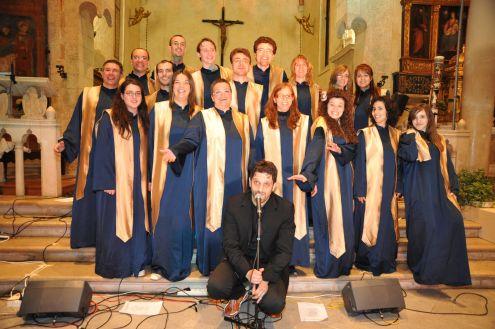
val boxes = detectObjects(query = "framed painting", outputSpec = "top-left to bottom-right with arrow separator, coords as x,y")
409,4 -> 432,58
0,0 -> 48,77
437,6 -> 469,60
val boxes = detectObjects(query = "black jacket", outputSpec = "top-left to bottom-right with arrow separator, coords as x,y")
222,192 -> 295,283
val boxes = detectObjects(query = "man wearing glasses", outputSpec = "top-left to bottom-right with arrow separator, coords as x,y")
161,78 -> 251,276
122,48 -> 155,96
248,36 -> 288,109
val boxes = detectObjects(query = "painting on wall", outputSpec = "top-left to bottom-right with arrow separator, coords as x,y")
409,4 -> 431,59
437,6 -> 469,60
0,0 -> 47,77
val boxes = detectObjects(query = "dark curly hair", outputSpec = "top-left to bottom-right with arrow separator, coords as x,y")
111,78 -> 149,138
318,89 -> 357,143
368,96 -> 398,127
264,83 -> 301,130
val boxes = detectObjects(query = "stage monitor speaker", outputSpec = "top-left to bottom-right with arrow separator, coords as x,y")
342,279 -> 405,316
18,281 -> 93,318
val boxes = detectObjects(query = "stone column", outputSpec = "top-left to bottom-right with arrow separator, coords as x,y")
14,142 -> 25,196
461,0 -> 495,171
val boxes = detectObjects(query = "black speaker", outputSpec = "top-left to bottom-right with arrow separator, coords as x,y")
341,279 -> 405,316
18,281 -> 93,318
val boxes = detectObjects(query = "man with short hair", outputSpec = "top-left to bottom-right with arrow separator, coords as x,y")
229,48 -> 263,134
169,34 -> 195,73
248,36 -> 288,109
146,60 -> 173,109
54,59 -> 123,249
207,160 -> 295,319
162,78 -> 251,276
123,48 -> 155,96
191,38 -> 232,108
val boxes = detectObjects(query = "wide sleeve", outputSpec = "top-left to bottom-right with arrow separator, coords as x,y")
147,108 -> 155,183
222,201 -> 252,278
92,113 -> 115,191
353,132 -> 367,198
398,132 -> 418,162
262,203 -> 296,283
61,92 -> 83,163
169,112 -> 203,156
447,149 -> 459,196
332,142 -> 356,166
296,127 -> 325,192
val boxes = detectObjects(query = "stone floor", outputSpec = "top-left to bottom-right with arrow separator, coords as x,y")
0,289 -> 494,328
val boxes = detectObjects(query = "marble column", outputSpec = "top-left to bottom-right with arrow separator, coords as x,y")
14,142 -> 25,196
461,0 -> 495,171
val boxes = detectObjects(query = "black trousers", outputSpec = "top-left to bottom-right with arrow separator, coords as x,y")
207,259 -> 289,315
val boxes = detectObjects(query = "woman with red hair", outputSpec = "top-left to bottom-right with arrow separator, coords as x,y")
289,55 -> 321,121
290,89 -> 357,278
353,64 -> 380,131
253,82 -> 312,270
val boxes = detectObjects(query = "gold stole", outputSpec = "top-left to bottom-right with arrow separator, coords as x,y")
75,86 -> 100,200
261,115 -> 310,239
202,107 -> 250,232
104,109 -> 149,242
292,83 -> 321,121
149,101 -> 173,231
145,91 -> 158,112
247,65 -> 284,97
311,117 -> 346,258
361,126 -> 400,247
407,129 -> 460,210
192,66 -> 233,108
230,80 -> 263,136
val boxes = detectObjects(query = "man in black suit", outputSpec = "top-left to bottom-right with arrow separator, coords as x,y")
207,160 -> 295,318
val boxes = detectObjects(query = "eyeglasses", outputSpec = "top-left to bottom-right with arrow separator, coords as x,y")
172,41 -> 185,47
124,91 -> 142,97
132,56 -> 148,61
256,48 -> 274,55
277,94 -> 293,100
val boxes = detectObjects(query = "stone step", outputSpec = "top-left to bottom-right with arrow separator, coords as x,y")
0,260 -> 493,294
0,215 -> 481,240
0,196 -> 72,217
1,236 -> 494,264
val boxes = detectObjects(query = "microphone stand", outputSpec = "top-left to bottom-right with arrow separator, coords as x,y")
250,197 -> 263,329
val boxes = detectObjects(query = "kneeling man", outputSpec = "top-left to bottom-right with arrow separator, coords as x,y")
207,160 -> 295,318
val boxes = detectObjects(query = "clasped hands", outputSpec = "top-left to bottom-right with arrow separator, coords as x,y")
246,268 -> 268,304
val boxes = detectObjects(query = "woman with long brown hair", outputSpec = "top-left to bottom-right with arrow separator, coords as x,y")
289,89 -> 357,278
148,70 -> 200,281
93,78 -> 150,278
398,104 -> 470,285
253,82 -> 311,270
353,63 -> 380,131
289,55 -> 321,121
329,64 -> 352,93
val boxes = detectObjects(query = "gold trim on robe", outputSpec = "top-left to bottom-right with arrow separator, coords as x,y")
75,86 -> 100,200
291,82 -> 321,121
202,107 -> 250,232
247,65 -> 285,97
119,74 -> 156,95
104,109 -> 149,242
407,129 -> 460,210
191,66 -> 233,108
145,91 -> 158,111
261,114 -> 310,240
310,117 -> 346,258
229,80 -> 263,136
360,126 -> 400,247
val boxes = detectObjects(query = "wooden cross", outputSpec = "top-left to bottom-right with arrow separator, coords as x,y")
202,7 -> 243,66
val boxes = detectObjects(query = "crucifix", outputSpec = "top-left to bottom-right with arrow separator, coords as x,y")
202,7 -> 243,66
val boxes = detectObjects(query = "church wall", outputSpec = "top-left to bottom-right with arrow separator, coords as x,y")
136,0 -> 300,77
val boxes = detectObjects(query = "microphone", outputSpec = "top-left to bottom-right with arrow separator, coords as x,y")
255,193 -> 262,216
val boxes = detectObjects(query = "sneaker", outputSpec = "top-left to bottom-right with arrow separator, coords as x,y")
224,292 -> 250,318
137,270 -> 146,277
150,273 -> 163,281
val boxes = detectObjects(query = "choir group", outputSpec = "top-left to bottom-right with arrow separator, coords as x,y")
54,34 -> 471,287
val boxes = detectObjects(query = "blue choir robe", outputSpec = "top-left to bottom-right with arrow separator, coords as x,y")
354,88 -> 371,131
145,89 -> 170,110
249,65 -> 288,110
398,130 -> 471,286
148,102 -> 195,281
123,72 -> 155,96
292,82 -> 320,121
92,112 -> 150,278
253,112 -> 311,267
353,125 -> 399,276
296,125 -> 356,278
62,85 -> 116,248
170,107 -> 251,275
